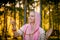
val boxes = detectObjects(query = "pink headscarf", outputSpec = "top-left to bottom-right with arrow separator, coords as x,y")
23,11 -> 40,40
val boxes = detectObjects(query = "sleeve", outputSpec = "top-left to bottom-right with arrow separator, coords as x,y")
39,28 -> 46,40
17,24 -> 26,35
40,31 -> 45,40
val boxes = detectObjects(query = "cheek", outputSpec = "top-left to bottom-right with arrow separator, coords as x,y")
31,17 -> 35,21
28,16 -> 35,21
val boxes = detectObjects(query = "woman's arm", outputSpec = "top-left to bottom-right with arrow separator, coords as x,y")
40,31 -> 45,40
10,18 -> 22,37
12,25 -> 24,37
12,25 -> 21,37
39,28 -> 46,40
45,28 -> 53,40
13,31 -> 20,37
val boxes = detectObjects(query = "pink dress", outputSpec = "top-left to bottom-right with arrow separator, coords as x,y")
17,12 -> 45,40
17,24 -> 45,40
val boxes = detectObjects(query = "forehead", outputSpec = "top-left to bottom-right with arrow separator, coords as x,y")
30,12 -> 35,15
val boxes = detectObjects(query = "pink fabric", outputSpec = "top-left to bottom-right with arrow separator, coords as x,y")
23,12 -> 40,40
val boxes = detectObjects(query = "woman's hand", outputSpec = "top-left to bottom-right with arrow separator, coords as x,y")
10,17 -> 16,26
10,17 -> 20,37
10,17 -> 16,32
46,28 -> 53,40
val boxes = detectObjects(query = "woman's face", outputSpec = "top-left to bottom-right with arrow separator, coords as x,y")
28,12 -> 35,23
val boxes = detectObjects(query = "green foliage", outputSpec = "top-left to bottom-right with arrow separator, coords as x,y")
27,0 -> 34,5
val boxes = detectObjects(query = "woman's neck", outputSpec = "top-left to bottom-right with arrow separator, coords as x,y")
30,22 -> 36,29
30,23 -> 36,33
30,22 -> 35,27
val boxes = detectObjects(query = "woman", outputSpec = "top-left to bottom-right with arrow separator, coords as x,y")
10,11 -> 45,40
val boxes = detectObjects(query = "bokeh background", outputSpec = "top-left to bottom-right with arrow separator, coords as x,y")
0,0 -> 60,40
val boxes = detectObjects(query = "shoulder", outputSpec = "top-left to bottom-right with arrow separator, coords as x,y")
20,24 -> 29,31
38,27 -> 46,40
39,27 -> 45,34
21,24 -> 28,28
